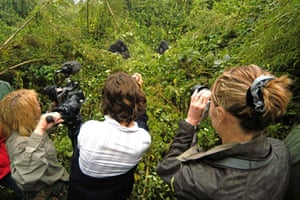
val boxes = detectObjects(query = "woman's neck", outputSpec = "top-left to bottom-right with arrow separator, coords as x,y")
120,121 -> 134,128
221,130 -> 255,144
218,114 -> 257,144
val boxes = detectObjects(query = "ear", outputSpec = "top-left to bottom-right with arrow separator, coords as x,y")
216,106 -> 226,123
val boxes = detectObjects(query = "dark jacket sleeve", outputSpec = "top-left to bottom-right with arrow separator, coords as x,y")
67,115 -> 82,149
156,120 -> 196,183
136,112 -> 149,131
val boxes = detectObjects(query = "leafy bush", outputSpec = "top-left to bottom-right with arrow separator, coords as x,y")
0,0 -> 299,199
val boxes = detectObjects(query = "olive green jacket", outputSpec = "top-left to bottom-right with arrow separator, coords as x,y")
6,131 -> 69,191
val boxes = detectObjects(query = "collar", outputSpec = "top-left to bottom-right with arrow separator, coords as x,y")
177,135 -> 270,162
104,115 -> 139,132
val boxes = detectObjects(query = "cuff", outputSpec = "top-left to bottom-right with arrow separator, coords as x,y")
179,120 -> 199,133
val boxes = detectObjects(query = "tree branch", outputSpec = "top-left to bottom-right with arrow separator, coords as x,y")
0,58 -> 45,75
0,1 -> 50,50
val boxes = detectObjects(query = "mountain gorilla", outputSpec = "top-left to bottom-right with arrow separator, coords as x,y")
156,40 -> 169,55
108,40 -> 130,59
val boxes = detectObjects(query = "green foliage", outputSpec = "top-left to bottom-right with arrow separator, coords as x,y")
128,0 -> 193,45
237,0 -> 300,69
197,119 -> 221,150
0,0 -> 37,23
0,0 -> 299,199
51,126 -> 73,169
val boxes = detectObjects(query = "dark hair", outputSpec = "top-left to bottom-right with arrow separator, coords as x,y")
211,64 -> 292,132
101,71 -> 146,125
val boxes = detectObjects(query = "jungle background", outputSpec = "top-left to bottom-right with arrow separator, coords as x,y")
0,0 -> 299,199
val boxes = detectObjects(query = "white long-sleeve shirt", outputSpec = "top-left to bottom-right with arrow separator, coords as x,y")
77,115 -> 151,178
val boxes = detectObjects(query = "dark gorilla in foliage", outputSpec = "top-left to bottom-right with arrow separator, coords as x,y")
156,40 -> 169,55
108,40 -> 130,59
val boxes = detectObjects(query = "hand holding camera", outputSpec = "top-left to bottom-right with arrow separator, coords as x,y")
186,85 -> 211,126
34,112 -> 64,135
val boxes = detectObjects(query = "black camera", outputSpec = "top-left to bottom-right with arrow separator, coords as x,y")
190,84 -> 211,120
43,61 -> 85,126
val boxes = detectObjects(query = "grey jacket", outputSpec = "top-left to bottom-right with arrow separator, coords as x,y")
6,131 -> 69,191
157,120 -> 290,200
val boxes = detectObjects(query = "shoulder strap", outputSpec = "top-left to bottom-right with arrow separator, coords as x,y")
205,151 -> 273,170
177,142 -> 240,161
177,143 -> 273,170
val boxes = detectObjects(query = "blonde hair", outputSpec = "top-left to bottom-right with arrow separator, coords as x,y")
211,64 -> 292,132
0,89 -> 41,139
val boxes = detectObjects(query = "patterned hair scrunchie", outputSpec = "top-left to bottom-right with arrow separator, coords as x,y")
246,75 -> 274,113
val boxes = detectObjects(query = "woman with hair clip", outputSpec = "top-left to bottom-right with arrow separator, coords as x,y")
157,64 -> 292,200
67,71 -> 151,200
0,89 -> 69,200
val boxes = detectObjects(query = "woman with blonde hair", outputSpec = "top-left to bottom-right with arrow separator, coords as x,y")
157,64 -> 292,200
0,89 -> 69,200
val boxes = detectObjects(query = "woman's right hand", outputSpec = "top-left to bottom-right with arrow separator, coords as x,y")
33,112 -> 64,135
186,89 -> 211,126
132,73 -> 143,88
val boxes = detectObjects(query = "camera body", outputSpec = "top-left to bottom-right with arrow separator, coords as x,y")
43,61 -> 85,126
191,84 -> 211,120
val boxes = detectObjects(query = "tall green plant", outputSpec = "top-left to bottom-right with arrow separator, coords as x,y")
1,0 -> 299,199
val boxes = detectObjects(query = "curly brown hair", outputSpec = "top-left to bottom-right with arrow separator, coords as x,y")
101,71 -> 146,126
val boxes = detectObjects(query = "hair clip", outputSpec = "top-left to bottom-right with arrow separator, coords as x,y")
246,75 -> 274,113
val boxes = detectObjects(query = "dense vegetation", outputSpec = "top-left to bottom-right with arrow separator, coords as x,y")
0,0 -> 299,199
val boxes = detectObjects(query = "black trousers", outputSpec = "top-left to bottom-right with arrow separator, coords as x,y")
0,173 -> 23,199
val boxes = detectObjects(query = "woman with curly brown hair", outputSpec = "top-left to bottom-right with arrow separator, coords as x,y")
157,64 -> 293,200
68,71 -> 151,200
